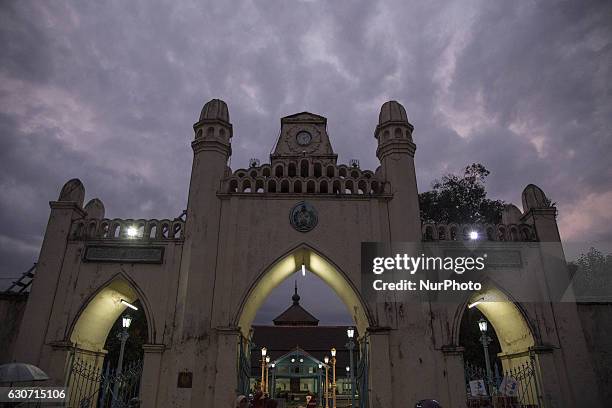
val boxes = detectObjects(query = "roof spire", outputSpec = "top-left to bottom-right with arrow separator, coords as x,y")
292,280 -> 300,305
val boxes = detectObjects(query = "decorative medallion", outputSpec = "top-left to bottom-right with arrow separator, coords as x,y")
290,201 -> 318,233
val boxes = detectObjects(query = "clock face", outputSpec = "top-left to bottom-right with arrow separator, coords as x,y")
296,131 -> 312,146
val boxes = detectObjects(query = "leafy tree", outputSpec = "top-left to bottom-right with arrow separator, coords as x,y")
419,163 -> 505,224
568,247 -> 612,300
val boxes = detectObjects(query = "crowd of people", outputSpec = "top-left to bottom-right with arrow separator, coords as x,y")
234,393 -> 442,408
234,390 -> 319,408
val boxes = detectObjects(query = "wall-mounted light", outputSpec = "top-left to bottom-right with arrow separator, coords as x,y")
120,299 -> 138,311
468,297 -> 485,309
302,263 -> 306,276
469,231 -> 479,240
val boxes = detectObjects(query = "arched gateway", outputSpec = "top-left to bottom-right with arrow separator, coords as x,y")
9,100 -> 602,407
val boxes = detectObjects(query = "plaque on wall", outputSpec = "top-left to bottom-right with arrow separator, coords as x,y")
177,371 -> 193,388
83,245 -> 164,263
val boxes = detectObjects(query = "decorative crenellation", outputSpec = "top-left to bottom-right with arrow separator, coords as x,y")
421,222 -> 537,242
70,218 -> 185,241
221,159 -> 387,195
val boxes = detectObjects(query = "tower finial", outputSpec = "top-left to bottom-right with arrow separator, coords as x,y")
292,280 -> 300,305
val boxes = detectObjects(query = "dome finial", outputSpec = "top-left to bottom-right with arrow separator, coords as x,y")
199,98 -> 230,123
379,100 -> 409,125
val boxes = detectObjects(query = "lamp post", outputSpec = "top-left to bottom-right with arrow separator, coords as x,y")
324,356 -> 330,408
112,314 -> 132,406
318,363 -> 323,404
331,347 -> 337,408
345,366 -> 350,397
478,318 -> 494,395
270,362 -> 275,398
346,327 -> 355,407
265,356 -> 270,396
261,347 -> 267,393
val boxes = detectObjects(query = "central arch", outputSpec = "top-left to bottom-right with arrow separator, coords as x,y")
235,244 -> 372,337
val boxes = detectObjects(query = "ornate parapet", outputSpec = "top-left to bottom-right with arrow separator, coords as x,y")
421,222 -> 537,242
220,160 -> 389,196
69,218 -> 185,242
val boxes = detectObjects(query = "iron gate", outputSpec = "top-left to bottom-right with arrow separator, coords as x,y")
464,358 -> 542,407
237,335 -> 254,396
66,351 -> 143,408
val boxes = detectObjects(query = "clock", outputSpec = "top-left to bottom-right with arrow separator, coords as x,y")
296,131 -> 312,146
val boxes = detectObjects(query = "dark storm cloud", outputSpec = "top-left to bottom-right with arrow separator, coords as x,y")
1,0 -> 610,318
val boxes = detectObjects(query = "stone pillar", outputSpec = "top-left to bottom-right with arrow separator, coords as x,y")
440,346 -> 466,408
367,327 -> 393,408
212,327 -> 241,407
140,344 -> 165,407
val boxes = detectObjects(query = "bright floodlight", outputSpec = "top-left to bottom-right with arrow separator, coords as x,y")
302,263 -> 306,276
347,327 -> 355,339
324,356 -> 329,364
122,314 -> 132,329
331,348 -> 336,357
121,299 -> 138,310
126,226 -> 138,238
300,358 -> 304,363
261,347 -> 267,357
346,366 -> 350,372
469,231 -> 479,240
478,318 -> 488,333
291,358 -> 295,363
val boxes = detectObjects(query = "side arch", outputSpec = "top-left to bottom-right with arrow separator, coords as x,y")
452,281 -> 538,368
68,272 -> 156,352
234,243 -> 373,337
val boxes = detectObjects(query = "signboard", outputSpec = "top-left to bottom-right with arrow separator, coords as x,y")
499,376 -> 519,396
84,245 -> 164,263
469,380 -> 487,396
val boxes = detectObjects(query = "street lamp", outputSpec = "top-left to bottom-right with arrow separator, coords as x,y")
112,314 -> 132,406
261,347 -> 267,393
265,356 -> 270,395
324,356 -> 330,408
346,366 -> 350,397
346,327 -> 356,407
478,318 -> 493,395
331,347 -> 337,408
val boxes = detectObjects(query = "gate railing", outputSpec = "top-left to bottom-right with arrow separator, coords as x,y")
66,350 -> 143,407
